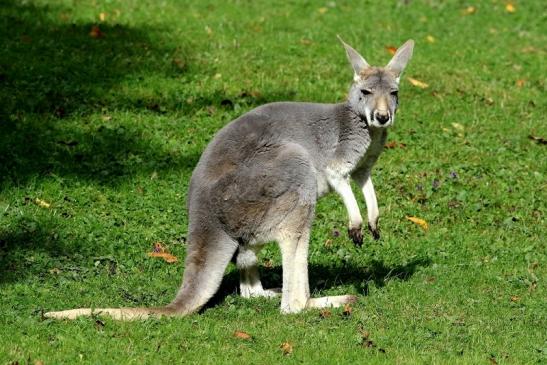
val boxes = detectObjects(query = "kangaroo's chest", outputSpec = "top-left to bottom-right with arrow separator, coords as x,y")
354,128 -> 387,172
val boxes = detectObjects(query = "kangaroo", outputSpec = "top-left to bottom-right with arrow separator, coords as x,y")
45,38 -> 414,320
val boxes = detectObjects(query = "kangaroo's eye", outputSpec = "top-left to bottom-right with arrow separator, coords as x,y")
391,90 -> 399,97
361,89 -> 372,96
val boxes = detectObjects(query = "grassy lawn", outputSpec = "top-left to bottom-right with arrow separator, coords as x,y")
1,0 -> 545,363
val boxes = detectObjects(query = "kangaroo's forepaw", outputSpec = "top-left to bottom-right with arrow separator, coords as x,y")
368,223 -> 380,240
348,226 -> 363,246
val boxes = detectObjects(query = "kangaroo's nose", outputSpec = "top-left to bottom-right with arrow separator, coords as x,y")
376,112 -> 390,124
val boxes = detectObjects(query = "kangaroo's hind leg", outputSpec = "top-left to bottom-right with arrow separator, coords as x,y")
166,227 -> 239,315
236,245 -> 280,298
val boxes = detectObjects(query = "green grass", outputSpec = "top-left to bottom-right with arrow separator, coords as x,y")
1,0 -> 545,363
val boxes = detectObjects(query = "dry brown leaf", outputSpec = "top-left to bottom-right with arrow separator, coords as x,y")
280,342 -> 293,355
300,38 -> 313,45
147,252 -> 178,263
233,330 -> 252,340
89,25 -> 103,38
384,141 -> 406,149
463,6 -> 476,15
505,3 -> 516,13
35,198 -> 51,209
49,268 -> 61,275
407,77 -> 429,89
406,216 -> 429,230
516,79 -> 525,87
510,295 -> 520,302
34,361 -> 44,365
148,242 -> 177,263
319,309 -> 332,318
385,46 -> 397,55
99,12 -> 107,21
342,303 -> 352,317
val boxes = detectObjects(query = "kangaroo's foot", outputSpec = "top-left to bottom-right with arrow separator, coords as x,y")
241,286 -> 281,299
306,295 -> 358,309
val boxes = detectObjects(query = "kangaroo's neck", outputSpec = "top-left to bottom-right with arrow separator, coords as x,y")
329,102 -> 384,175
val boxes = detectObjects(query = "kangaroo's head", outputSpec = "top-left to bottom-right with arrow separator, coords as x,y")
340,38 -> 414,128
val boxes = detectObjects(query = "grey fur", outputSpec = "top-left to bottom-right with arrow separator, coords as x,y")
45,39 -> 414,320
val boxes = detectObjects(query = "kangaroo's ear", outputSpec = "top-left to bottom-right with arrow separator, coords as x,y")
337,35 -> 369,78
386,40 -> 414,80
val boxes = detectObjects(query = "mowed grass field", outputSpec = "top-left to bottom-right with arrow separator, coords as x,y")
0,0 -> 545,363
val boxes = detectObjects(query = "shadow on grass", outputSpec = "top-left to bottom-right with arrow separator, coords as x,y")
205,257 -> 431,311
0,0 -> 300,188
0,216 -> 66,284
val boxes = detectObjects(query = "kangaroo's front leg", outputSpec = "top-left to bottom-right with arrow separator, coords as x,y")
353,170 -> 380,240
326,171 -> 364,245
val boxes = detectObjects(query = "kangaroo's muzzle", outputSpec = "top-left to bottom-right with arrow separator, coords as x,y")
373,110 -> 391,125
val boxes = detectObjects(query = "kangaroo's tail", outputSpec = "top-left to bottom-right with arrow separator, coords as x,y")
44,306 -> 181,320
45,230 -> 239,321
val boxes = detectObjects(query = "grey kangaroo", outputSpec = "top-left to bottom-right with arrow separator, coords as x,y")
46,38 -> 414,320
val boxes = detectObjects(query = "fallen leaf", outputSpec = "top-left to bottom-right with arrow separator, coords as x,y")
49,268 -> 61,275
426,35 -> 435,43
385,46 -> 397,55
34,198 -> 51,209
318,7 -> 328,14
505,3 -> 516,13
342,303 -> 352,317
489,355 -> 498,365
300,38 -> 313,45
516,79 -> 525,87
319,309 -> 332,318
405,216 -> 429,230
233,330 -> 252,340
510,295 -> 520,302
463,6 -> 476,15
280,342 -> 293,355
147,252 -> 178,263
34,361 -> 44,365
147,243 -> 178,263
384,141 -> 406,149
528,135 -> 547,145
99,12 -> 107,21
407,77 -> 429,89
89,25 -> 103,38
